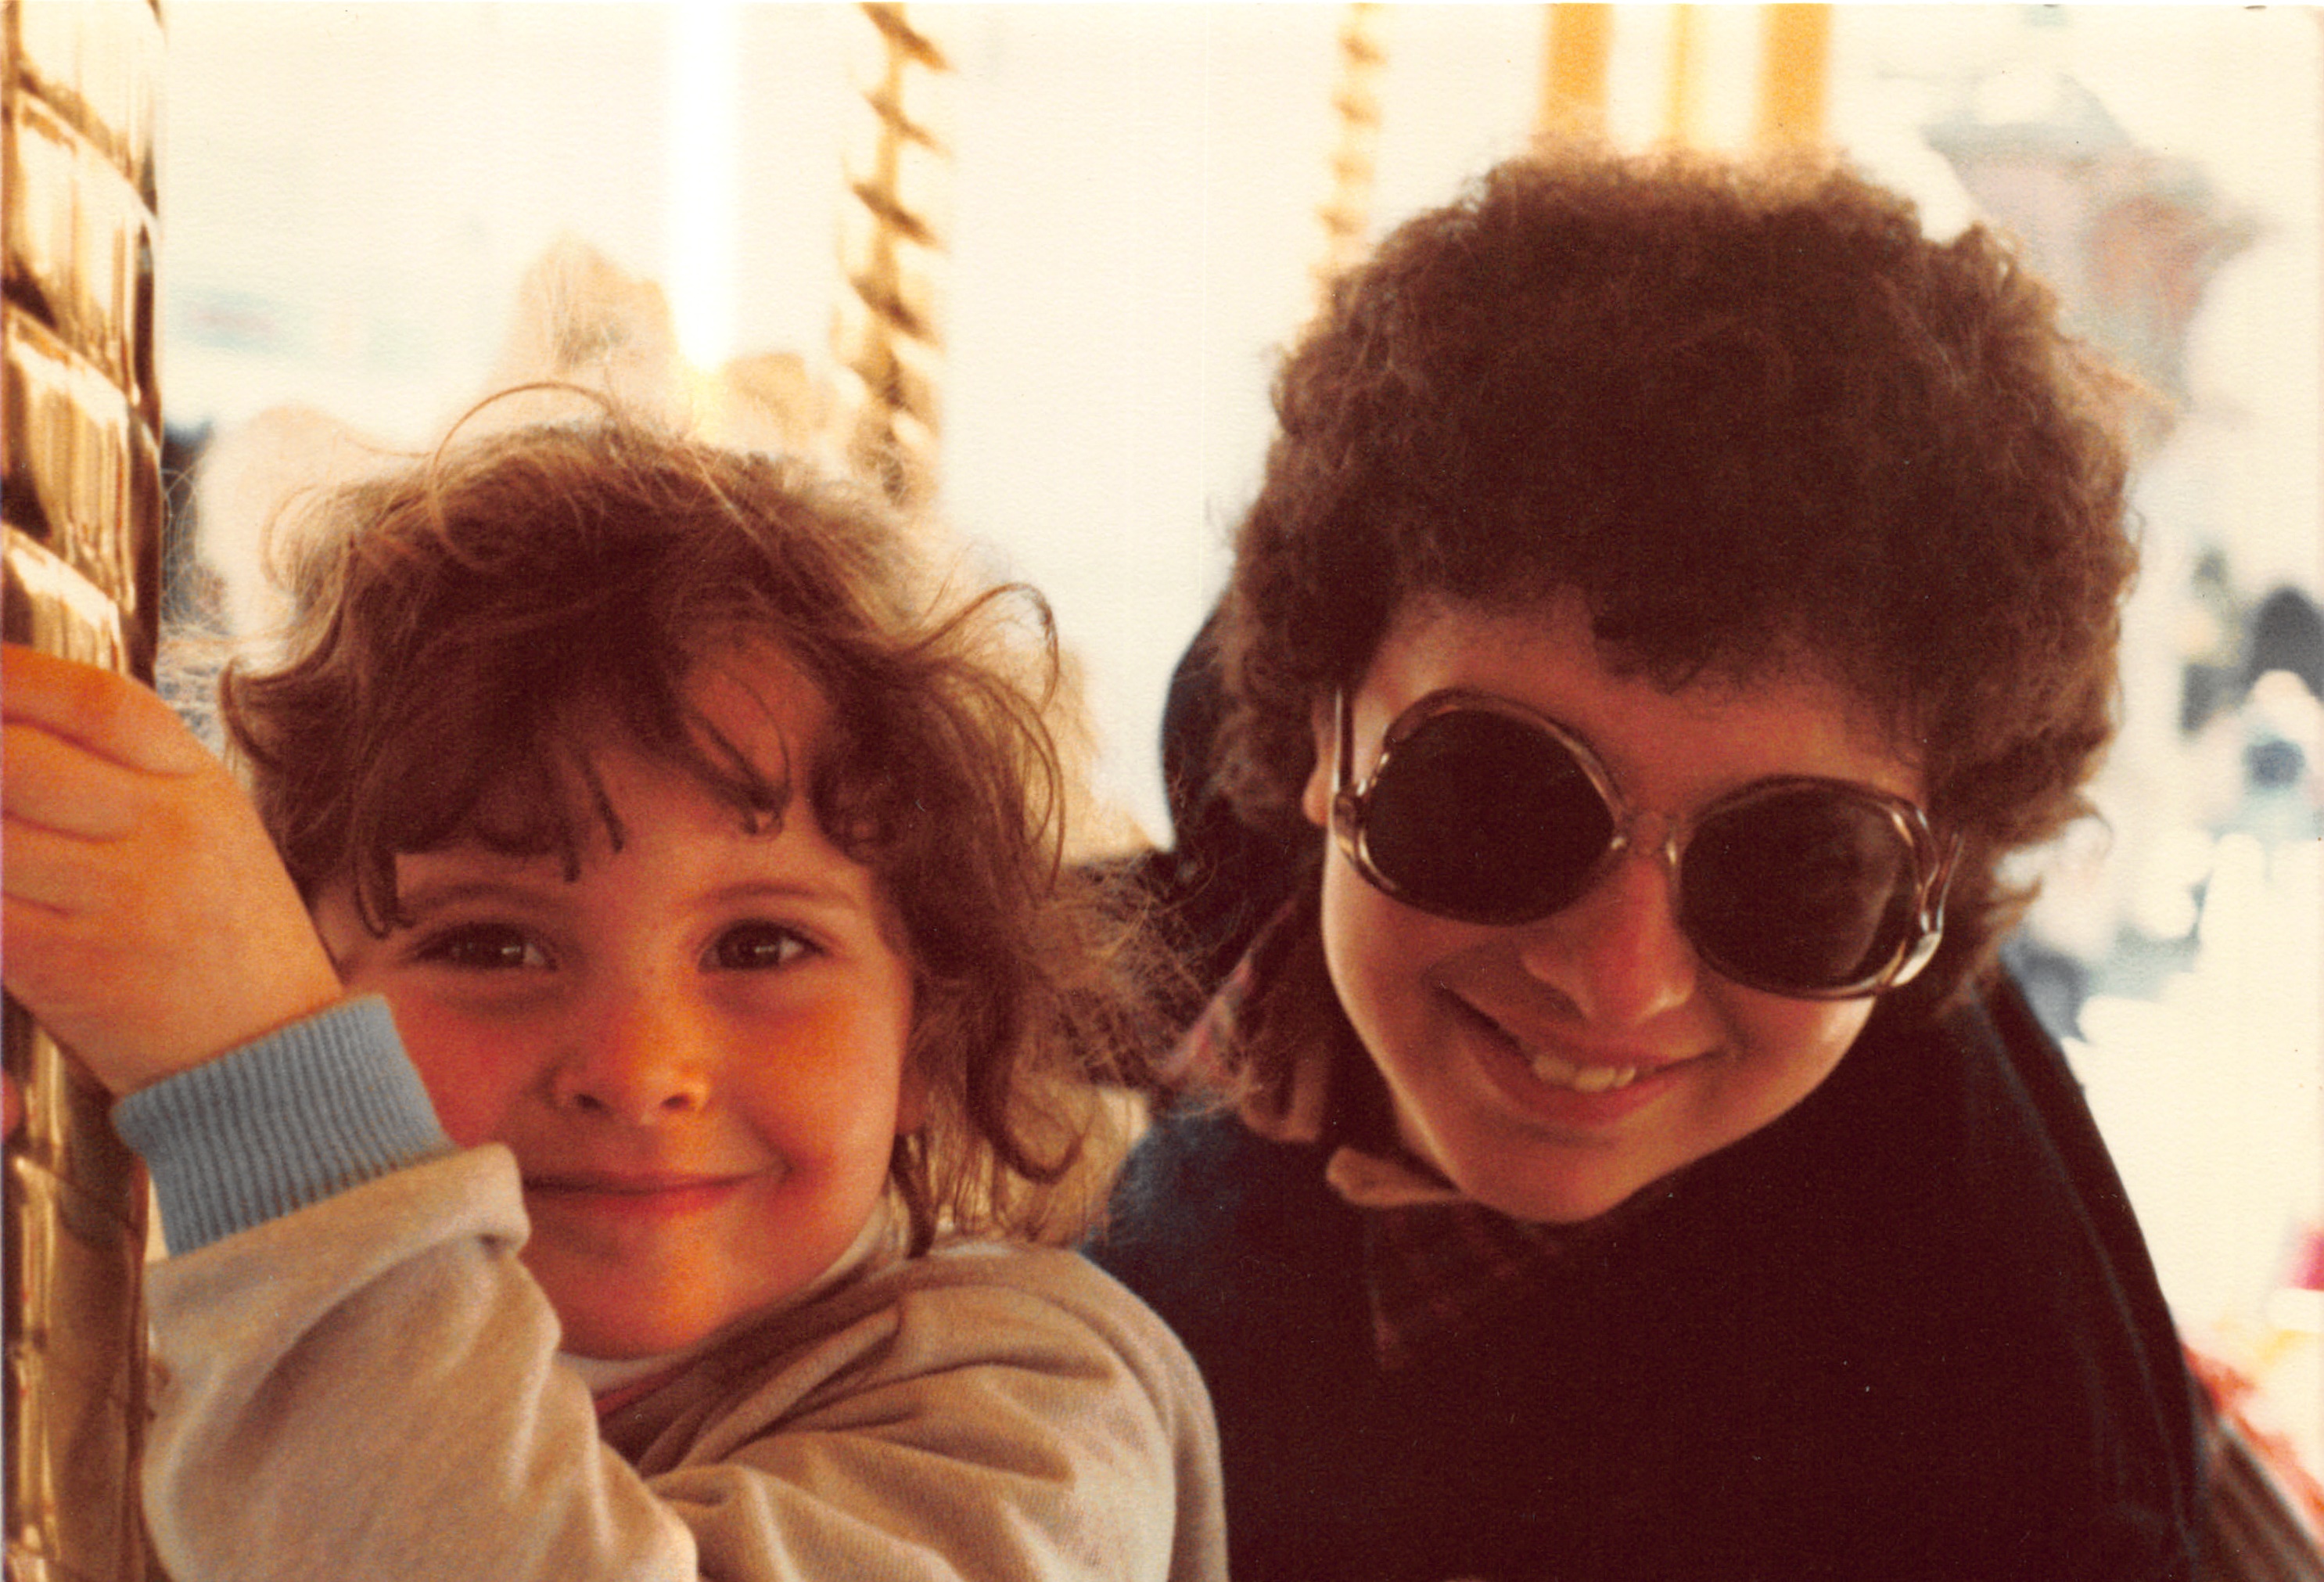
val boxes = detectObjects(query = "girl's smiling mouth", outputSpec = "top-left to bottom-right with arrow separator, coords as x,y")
524,1170 -> 766,1217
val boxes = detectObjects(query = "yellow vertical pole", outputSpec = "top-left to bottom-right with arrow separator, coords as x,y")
2,2 -> 167,1579
1755,4 -> 1831,151
1661,5 -> 1703,149
837,2 -> 950,514
1314,3 -> 1386,304
1539,3 -> 1612,141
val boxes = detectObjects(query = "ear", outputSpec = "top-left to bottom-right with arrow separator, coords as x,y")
1300,694 -> 1336,831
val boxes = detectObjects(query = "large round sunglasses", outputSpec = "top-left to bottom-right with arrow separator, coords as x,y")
1329,689 -> 1957,999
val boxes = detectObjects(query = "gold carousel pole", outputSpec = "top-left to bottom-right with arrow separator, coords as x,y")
1539,4 -> 1612,142
1540,4 -> 1832,153
1754,3 -> 1831,152
835,2 -> 950,514
2,2 -> 167,1580
1313,3 -> 1386,305
1659,5 -> 1704,149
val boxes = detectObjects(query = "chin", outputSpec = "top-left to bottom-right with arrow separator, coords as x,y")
1457,1155 -> 1669,1227
558,1304 -> 730,1362
1490,1186 -> 1640,1227
562,1325 -> 681,1363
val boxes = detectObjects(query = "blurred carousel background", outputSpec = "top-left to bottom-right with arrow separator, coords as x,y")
6,3 -> 2322,1573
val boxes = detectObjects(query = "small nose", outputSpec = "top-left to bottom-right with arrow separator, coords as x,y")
551,979 -> 713,1124
1511,844 -> 1697,1028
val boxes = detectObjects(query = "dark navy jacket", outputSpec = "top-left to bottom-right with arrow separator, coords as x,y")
1092,978 -> 2204,1582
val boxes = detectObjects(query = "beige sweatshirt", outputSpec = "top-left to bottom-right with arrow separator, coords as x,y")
119,1005 -> 1225,1582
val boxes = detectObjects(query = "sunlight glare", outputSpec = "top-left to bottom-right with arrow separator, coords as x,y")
668,2 -> 739,372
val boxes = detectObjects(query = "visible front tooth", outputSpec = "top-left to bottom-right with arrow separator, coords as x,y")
1529,1050 -> 1582,1085
1569,1064 -> 1637,1094
1527,1051 -> 1640,1092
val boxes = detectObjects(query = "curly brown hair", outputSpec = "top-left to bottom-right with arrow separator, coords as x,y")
1219,145 -> 2141,1015
219,392 -> 1164,1248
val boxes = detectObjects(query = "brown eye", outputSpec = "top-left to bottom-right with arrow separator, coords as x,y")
708,923 -> 813,972
417,925 -> 549,971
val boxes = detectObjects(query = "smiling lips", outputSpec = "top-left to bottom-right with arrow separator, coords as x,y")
1526,1047 -> 1647,1093
1455,993 -> 1703,1098
524,1170 -> 760,1216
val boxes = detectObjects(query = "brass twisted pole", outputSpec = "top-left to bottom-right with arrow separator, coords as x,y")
836,2 -> 950,512
3,3 -> 167,1580
1313,3 -> 1387,307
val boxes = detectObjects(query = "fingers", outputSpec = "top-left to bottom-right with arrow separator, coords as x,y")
1,786 -> 346,1094
1,643 -> 347,1093
4,643 -> 225,908
2,720 -> 156,843
2,643 -> 211,778
1,820 -> 113,915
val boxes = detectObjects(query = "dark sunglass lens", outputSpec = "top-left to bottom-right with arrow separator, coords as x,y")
1682,790 -> 1916,991
1363,710 -> 1612,923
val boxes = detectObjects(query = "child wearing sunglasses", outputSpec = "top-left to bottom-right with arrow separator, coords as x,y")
2,404 -> 1225,1580
1094,147 -> 2205,1580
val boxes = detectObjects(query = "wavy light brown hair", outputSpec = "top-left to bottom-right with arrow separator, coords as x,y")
1220,145 -> 2141,1021
220,394 -> 1162,1247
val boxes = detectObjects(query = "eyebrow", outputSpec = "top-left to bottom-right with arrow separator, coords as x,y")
388,873 -> 567,920
389,869 -> 871,922
697,876 -> 867,914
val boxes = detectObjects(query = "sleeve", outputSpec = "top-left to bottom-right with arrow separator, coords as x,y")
119,1000 -> 1225,1582
113,994 -> 454,1252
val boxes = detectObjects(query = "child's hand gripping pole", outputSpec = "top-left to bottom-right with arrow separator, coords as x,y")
1,645 -> 349,1570
2,643 -> 345,1098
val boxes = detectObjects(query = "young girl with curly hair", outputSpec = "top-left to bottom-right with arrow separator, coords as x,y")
2,398 -> 1223,1580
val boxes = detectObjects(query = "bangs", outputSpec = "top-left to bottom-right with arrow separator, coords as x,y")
342,677 -> 796,933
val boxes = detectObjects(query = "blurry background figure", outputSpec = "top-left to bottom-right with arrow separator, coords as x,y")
2214,588 -> 2323,854
191,237 -> 856,651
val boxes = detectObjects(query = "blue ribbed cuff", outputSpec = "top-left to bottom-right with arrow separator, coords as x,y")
113,995 -> 455,1254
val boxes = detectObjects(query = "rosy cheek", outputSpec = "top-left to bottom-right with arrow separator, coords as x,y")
1729,991 -> 1873,1091
388,1006 -> 518,1149
770,1003 -> 911,1138
408,1064 -> 496,1147
1794,998 -> 1873,1059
